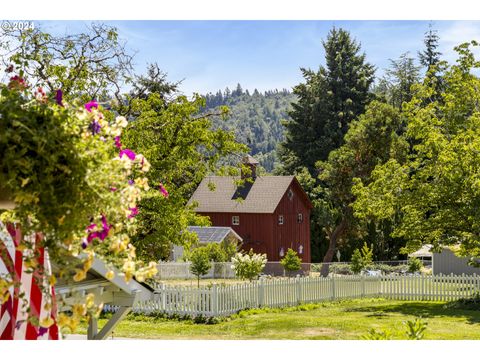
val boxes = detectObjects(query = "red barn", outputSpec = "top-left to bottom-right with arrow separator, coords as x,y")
188,156 -> 312,262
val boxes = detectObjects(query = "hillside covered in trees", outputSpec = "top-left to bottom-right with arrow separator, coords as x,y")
202,85 -> 296,172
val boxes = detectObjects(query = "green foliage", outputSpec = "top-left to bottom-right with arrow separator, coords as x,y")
350,250 -> 364,274
231,249 -> 267,281
279,27 -> 375,175
407,257 -> 423,273
353,41 -> 480,259
374,53 -> 420,110
363,318 -> 428,340
404,318 -> 428,340
362,328 -> 392,340
315,101 -> 406,271
189,247 -> 212,287
360,242 -> 374,266
350,243 -> 373,274
280,248 -> 302,274
203,86 -> 296,172
1,23 -> 133,102
122,91 -> 248,261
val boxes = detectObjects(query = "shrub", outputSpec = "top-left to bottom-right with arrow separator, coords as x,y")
231,249 -> 267,281
350,250 -> 364,274
280,248 -> 302,275
407,257 -> 423,273
404,318 -> 428,340
350,242 -> 374,274
362,328 -> 392,340
189,247 -> 212,287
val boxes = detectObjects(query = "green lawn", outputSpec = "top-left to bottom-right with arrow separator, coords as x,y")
77,298 -> 480,339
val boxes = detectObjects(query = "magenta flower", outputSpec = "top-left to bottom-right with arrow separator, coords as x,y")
159,183 -> 169,198
89,120 -> 102,135
98,215 -> 111,241
85,100 -> 98,112
119,149 -> 136,161
128,207 -> 139,218
110,187 -> 117,192
114,136 -> 122,149
55,89 -> 63,106
128,179 -> 134,185
37,327 -> 49,337
81,238 -> 88,249
85,215 -> 111,244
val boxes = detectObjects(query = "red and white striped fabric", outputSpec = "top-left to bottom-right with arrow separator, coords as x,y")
0,222 -> 60,340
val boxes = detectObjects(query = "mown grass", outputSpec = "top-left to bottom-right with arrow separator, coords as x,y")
76,297 -> 480,340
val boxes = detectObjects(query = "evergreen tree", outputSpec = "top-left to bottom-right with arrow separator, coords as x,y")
278,27 -> 375,263
279,27 -> 375,175
418,24 -> 442,70
375,53 -> 421,110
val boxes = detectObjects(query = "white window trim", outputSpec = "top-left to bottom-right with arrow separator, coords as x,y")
297,213 -> 303,223
232,216 -> 240,226
278,215 -> 284,225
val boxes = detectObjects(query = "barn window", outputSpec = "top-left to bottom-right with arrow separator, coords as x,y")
232,216 -> 240,225
288,189 -> 293,200
278,215 -> 284,225
297,213 -> 303,223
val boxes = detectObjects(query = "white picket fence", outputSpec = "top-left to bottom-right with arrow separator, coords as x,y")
129,274 -> 480,318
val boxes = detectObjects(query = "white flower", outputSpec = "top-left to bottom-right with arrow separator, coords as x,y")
115,116 -> 128,128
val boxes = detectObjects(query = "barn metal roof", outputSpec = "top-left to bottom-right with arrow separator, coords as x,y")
187,226 -> 243,243
188,175 -> 297,213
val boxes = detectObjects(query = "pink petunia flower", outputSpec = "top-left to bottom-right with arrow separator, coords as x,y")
159,183 -> 169,198
119,149 -> 136,161
114,136 -> 122,149
84,215 -> 111,245
128,207 -> 139,218
84,100 -> 98,112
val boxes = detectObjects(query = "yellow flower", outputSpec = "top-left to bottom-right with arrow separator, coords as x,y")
73,269 -> 86,282
39,316 -> 54,328
57,313 -> 70,329
72,304 -> 86,317
124,272 -> 133,283
105,270 -> 115,280
86,293 -> 95,308
49,274 -> 57,287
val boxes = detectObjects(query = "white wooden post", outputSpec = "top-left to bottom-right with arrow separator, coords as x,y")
361,275 -> 365,297
161,283 -> 166,310
331,275 -> 336,300
296,276 -> 302,305
258,278 -> 265,307
211,284 -> 218,317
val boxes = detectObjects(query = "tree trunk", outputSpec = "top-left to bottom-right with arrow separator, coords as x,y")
320,218 -> 347,277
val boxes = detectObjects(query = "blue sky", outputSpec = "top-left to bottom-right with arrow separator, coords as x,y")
38,20 -> 480,95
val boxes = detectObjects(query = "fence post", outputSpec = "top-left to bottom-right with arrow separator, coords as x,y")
296,276 -> 302,305
211,284 -> 218,317
331,275 -> 336,300
258,278 -> 265,308
161,283 -> 166,310
361,275 -> 365,297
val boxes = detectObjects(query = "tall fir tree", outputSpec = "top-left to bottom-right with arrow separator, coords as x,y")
279,27 -> 375,175
374,53 -> 421,110
418,24 -> 442,70
278,27 -> 375,262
